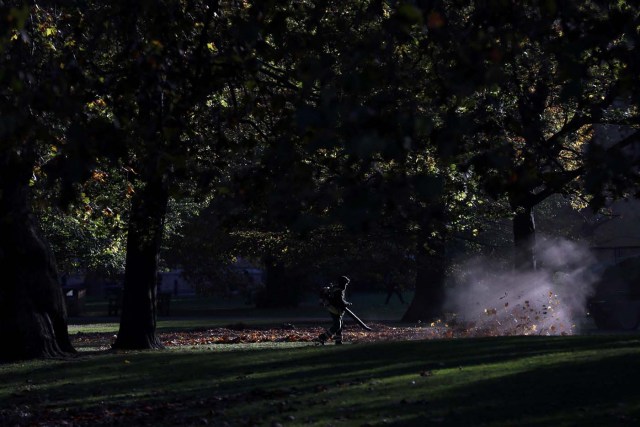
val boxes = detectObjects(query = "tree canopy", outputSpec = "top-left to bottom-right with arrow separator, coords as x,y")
2,0 -> 640,360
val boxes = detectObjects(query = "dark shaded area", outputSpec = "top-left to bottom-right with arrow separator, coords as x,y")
589,255 -> 640,331
0,154 -> 75,362
3,1 -> 640,361
113,172 -> 169,350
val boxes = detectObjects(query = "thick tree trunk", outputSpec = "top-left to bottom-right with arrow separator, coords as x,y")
401,234 -> 446,322
112,173 -> 169,350
0,154 -> 75,362
257,254 -> 298,308
402,203 -> 447,323
513,206 -> 537,271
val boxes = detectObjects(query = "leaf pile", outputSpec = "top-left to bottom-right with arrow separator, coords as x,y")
454,291 -> 575,337
72,296 -> 585,350
71,323 -> 459,350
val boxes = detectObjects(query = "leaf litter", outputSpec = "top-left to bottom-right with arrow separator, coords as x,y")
72,322 -> 454,350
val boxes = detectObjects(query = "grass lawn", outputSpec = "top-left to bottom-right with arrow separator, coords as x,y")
75,291 -> 414,322
1,333 -> 639,426
67,291 -> 416,335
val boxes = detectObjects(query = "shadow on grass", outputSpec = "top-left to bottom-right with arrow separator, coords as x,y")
1,334 -> 639,426
413,351 -> 640,426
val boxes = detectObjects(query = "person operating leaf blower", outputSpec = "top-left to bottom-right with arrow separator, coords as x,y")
316,275 -> 371,345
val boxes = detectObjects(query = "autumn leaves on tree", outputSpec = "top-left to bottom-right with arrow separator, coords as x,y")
1,1 -> 639,360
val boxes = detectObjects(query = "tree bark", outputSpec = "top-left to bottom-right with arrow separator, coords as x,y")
402,204 -> 447,323
513,205 -> 537,271
0,153 -> 75,362
401,234 -> 446,322
257,254 -> 298,308
112,172 -> 169,350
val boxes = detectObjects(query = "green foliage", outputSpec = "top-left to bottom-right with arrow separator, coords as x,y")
459,1 -> 640,211
33,151 -> 134,276
4,0 -> 640,326
156,0 -> 640,298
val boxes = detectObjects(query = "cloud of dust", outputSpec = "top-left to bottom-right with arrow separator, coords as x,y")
444,238 -> 598,336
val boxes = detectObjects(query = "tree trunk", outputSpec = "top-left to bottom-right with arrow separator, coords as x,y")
402,204 -> 447,323
513,206 -> 537,271
112,172 -> 169,350
0,154 -> 75,361
257,254 -> 298,308
401,234 -> 446,322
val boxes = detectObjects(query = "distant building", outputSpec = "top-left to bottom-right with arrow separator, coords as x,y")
157,269 -> 195,296
157,258 -> 264,297
587,120 -> 640,263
